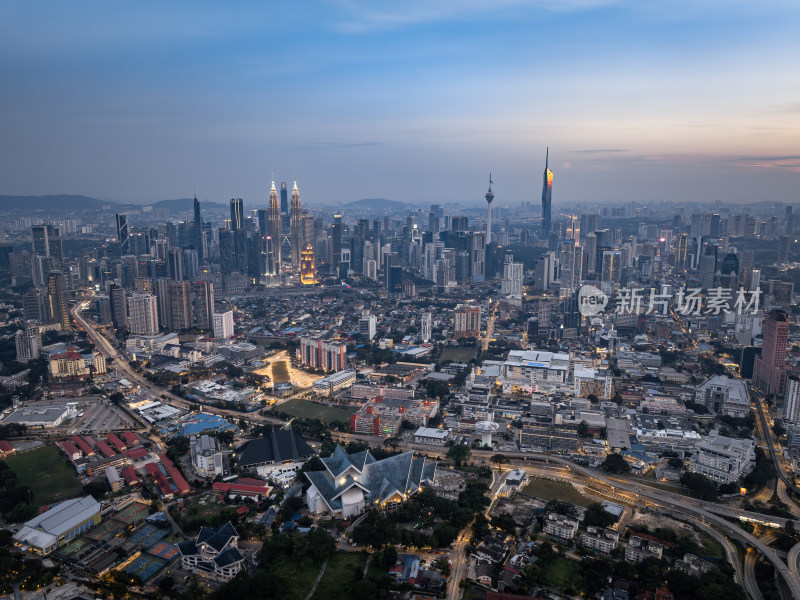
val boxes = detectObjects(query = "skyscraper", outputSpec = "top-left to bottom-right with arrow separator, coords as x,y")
47,272 -> 70,330
168,247 -> 184,281
485,174 -> 494,245
754,309 -> 789,395
192,280 -> 215,330
420,312 -> 432,343
675,233 -> 689,271
331,213 -> 342,274
268,181 -> 282,268
300,242 -> 317,285
116,214 -> 130,255
193,195 -> 203,260
541,148 -> 553,237
290,181 -> 302,268
127,292 -> 159,335
230,198 -> 244,231
784,375 -> 800,424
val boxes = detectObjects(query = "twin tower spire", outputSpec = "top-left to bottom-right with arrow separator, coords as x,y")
268,179 -> 303,268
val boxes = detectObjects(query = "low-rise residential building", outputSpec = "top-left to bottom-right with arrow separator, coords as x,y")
582,527 -> 619,553
675,553 -> 715,576
191,435 -> 223,478
625,534 -> 664,563
542,512 -> 579,539
689,431 -> 755,484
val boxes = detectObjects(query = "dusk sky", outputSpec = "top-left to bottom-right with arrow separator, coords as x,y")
1,1 -> 799,209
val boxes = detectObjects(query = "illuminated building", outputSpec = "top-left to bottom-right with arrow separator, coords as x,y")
300,242 -> 317,285
268,181 -> 282,268
290,181 -> 302,268
541,148 -> 553,237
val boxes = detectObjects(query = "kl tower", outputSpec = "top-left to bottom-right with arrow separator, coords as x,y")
485,173 -> 494,245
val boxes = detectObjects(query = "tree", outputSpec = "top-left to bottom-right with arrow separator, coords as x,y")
680,471 -> 719,501
447,443 -> 471,466
577,420 -> 592,438
600,453 -> 630,474
490,453 -> 508,465
773,421 -> 786,437
582,503 -> 616,528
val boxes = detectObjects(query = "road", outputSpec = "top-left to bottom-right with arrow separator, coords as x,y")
744,548 -> 766,600
481,301 -> 498,352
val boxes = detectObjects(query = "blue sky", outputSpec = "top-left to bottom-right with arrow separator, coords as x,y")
1,1 -> 799,208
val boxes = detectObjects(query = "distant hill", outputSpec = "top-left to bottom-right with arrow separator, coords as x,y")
148,198 -> 225,211
0,194 -> 121,211
344,198 -> 414,211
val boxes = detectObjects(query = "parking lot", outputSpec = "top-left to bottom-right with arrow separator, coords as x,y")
64,396 -> 136,434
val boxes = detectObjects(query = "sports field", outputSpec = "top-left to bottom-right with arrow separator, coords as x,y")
3,444 -> 84,507
440,347 -> 475,362
279,398 -> 355,424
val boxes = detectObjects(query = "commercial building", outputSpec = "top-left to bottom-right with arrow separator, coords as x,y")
311,369 -> 356,396
305,445 -> 436,518
413,427 -> 449,446
49,349 -> 106,380
689,431 -> 755,484
453,304 -> 481,338
359,314 -> 377,340
573,367 -> 613,399
13,496 -> 101,555
753,309 -> 789,395
191,435 -> 224,478
213,310 -> 234,339
3,406 -> 70,429
178,522 -> 245,581
695,375 -> 749,419
351,397 -> 439,437
501,349 -> 570,394
520,425 -> 579,453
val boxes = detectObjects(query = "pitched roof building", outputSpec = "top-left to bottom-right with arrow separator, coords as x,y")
305,446 -> 436,518
236,428 -> 314,473
177,522 -> 244,581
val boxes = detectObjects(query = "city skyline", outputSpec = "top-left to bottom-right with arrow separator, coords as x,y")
1,2 -> 800,207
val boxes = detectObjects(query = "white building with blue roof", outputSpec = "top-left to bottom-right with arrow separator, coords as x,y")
305,446 -> 436,518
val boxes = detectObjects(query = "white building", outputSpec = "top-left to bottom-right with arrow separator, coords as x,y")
697,375 -> 750,419
13,496 -> 101,555
542,512 -> 579,539
15,326 -> 42,363
689,431 -> 755,484
358,314 -> 377,340
501,259 -> 524,300
625,535 -> 664,563
311,369 -> 356,396
501,350 -> 571,394
784,374 -> 800,424
420,312 -> 432,343
413,427 -> 449,446
127,292 -> 159,335
581,527 -> 619,554
213,310 -> 235,339
191,435 -> 224,478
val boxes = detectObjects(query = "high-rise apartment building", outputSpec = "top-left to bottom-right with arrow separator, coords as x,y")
15,325 -> 42,363
358,314 -> 377,340
127,292 -> 159,335
47,272 -> 70,330
454,304 -> 481,338
784,375 -> 800,424
192,281 -> 215,330
167,281 -> 193,330
213,310 -> 234,339
421,312 -> 432,343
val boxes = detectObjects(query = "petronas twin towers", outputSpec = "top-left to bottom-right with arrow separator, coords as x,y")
267,180 -> 302,270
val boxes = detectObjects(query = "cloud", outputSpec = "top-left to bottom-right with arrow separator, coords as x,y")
736,155 -> 800,172
568,148 -> 628,154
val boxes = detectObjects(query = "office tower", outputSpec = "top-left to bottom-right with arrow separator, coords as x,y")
109,284 -> 127,331
168,247 -> 184,281
675,233 -> 689,270
47,272 -> 70,330
750,268 -> 761,291
580,214 -> 599,240
264,236 -> 277,277
784,375 -> 800,424
541,148 -> 553,237
31,224 -> 62,262
778,236 -> 791,265
583,232 -> 597,275
116,214 -> 130,254
565,216 -> 579,241
754,309 -> 789,395
290,181 -> 302,268
698,244 -> 717,289
454,304 -> 481,338
420,312 -> 432,343
167,281 -> 193,330
15,325 -> 42,364
127,292 -> 159,335
213,310 -> 235,339
601,250 -> 620,283
280,181 -> 289,224
23,289 -> 46,322
230,198 -> 244,231
485,174 -> 494,245
192,280 -> 215,330
502,256 -> 524,299
257,208 -> 268,239
387,265 -> 403,295
268,181 -> 282,267
193,196 -> 203,260
330,214 -> 342,273
32,224 -> 48,256
358,314 -> 377,340
218,229 -> 235,274
300,242 -> 317,285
